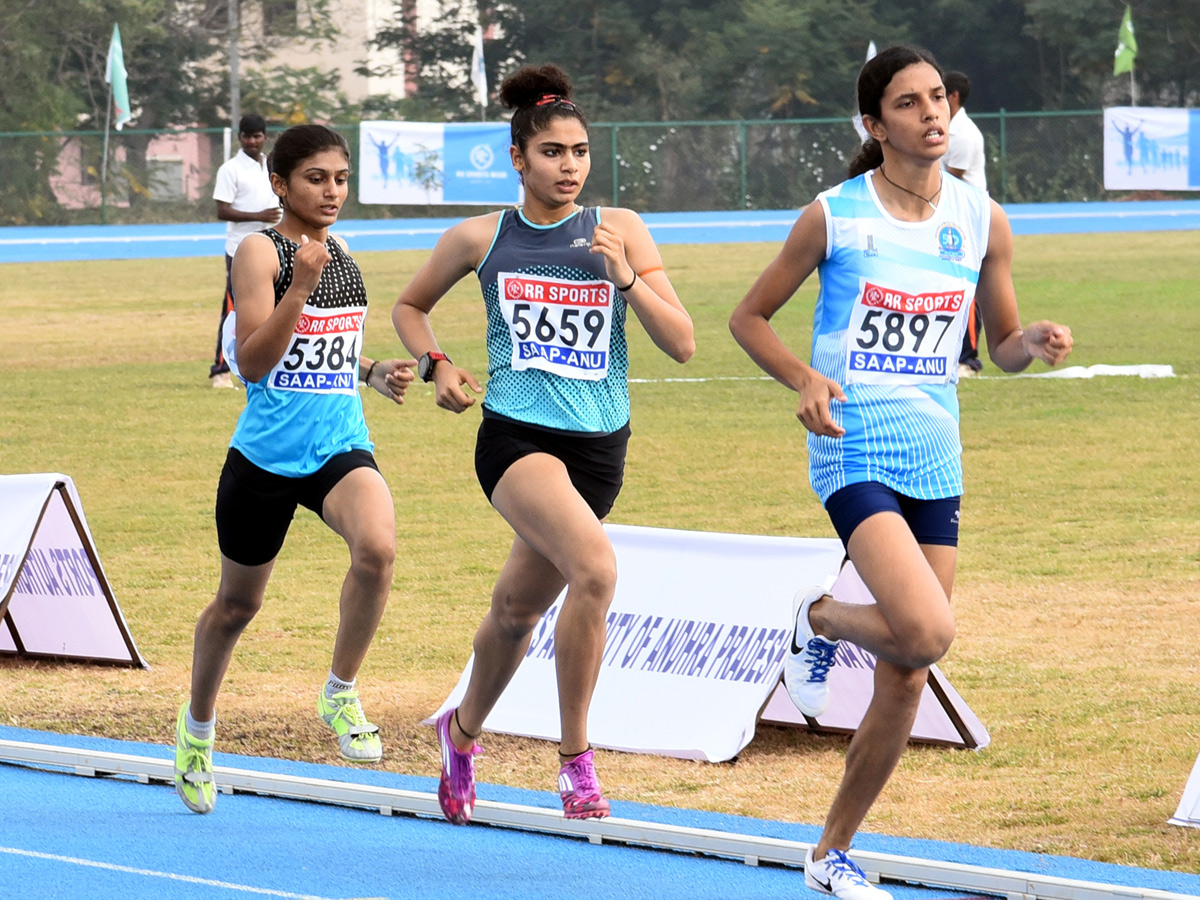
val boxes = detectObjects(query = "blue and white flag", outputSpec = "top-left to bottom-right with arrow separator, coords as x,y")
470,26 -> 488,109
852,41 -> 877,143
105,24 -> 132,130
358,121 -> 519,205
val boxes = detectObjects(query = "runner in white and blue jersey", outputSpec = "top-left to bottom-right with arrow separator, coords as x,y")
173,125 -> 417,817
393,65 -> 694,826
731,46 -> 1072,900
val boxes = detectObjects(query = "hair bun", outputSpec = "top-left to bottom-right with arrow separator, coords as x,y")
499,64 -> 573,111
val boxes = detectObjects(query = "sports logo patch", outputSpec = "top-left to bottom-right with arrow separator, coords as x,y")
937,223 -> 965,262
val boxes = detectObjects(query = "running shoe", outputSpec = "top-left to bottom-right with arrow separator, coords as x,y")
317,688 -> 382,763
174,701 -> 216,814
558,748 -> 611,819
436,708 -> 481,825
784,585 -> 840,717
805,847 -> 893,899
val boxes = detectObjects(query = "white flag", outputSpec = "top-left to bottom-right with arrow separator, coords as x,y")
470,26 -> 487,109
852,41 -> 878,143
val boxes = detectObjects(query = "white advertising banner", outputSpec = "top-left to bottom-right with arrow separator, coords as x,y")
430,524 -> 988,761
1170,751 -> 1200,828
1104,107 -> 1200,191
0,473 -> 146,666
358,121 -> 521,206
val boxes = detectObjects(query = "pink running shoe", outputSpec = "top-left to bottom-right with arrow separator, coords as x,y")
558,748 -> 611,819
436,708 -> 481,825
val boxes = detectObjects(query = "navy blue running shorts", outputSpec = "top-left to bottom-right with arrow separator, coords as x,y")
824,481 -> 961,549
475,413 -> 630,519
215,447 -> 379,566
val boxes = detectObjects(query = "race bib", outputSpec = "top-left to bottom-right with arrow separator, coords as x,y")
845,280 -> 966,386
266,307 -> 364,395
498,272 -> 613,381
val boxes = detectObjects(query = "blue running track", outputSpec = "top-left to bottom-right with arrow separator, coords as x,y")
2,201 -> 1199,263
2,727 -> 1199,900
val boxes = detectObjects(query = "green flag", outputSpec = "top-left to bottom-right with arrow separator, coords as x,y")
1114,5 -> 1137,76
105,24 -> 132,130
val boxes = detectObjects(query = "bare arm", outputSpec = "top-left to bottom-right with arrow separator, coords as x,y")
729,202 -> 847,437
593,208 -> 694,362
392,215 -> 496,412
976,201 -> 1073,372
232,233 -> 330,383
216,200 -> 281,224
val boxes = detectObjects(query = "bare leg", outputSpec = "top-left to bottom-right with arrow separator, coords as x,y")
449,453 -> 616,757
189,556 -> 275,721
811,513 -> 957,858
320,466 -> 396,681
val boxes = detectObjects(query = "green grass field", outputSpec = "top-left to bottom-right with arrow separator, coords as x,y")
2,230 -> 1199,873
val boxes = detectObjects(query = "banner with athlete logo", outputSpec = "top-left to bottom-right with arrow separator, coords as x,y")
358,121 -> 520,205
428,524 -> 988,761
0,473 -> 146,666
1104,107 -> 1200,191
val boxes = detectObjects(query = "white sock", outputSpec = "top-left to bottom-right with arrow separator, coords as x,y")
185,706 -> 216,741
325,671 -> 355,698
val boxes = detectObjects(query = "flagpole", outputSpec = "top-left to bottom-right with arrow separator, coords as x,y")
101,82 -> 112,225
1130,67 -> 1136,106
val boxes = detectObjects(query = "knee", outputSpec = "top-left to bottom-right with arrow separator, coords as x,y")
212,591 -> 263,631
898,618 -> 956,669
350,534 -> 395,586
490,592 -> 546,639
567,551 -> 617,605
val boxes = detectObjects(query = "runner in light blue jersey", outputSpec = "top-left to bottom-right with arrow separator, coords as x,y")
174,126 -> 417,816
393,64 -> 693,825
731,46 -> 1072,900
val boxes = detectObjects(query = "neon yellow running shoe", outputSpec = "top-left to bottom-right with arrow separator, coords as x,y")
174,701 -> 216,814
317,688 -> 382,763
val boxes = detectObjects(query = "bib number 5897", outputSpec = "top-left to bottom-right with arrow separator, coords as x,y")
856,310 -> 955,354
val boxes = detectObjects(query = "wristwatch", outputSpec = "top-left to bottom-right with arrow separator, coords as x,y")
418,350 -> 450,382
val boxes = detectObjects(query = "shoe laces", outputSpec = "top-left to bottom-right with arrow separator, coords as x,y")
803,638 -> 838,684
560,752 -> 601,797
824,848 -> 870,885
178,742 -> 213,779
329,691 -> 369,727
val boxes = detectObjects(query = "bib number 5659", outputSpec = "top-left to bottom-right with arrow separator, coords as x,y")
510,303 -> 605,349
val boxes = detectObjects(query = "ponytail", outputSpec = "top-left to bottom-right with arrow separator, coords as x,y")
848,138 -> 884,178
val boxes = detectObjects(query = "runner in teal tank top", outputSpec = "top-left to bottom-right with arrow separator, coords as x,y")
731,47 -> 1072,900
173,125 -> 418,817
393,64 -> 694,826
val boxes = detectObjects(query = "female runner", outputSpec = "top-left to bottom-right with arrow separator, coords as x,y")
393,64 -> 694,824
174,124 -> 416,814
730,46 -> 1072,899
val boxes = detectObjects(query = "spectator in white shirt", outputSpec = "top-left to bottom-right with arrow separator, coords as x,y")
209,114 -> 282,388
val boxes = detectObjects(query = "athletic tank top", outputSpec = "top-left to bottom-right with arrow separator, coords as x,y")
229,228 -> 373,477
476,207 -> 630,434
808,171 -> 991,503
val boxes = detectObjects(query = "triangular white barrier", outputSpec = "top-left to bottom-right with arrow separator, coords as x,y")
0,473 -> 146,667
430,524 -> 986,761
759,560 -> 990,749
1169,751 -> 1200,828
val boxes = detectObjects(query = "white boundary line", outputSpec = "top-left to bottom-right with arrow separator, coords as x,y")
0,846 -> 342,899
0,739 -> 1193,900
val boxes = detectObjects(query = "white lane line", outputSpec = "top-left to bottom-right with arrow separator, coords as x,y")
0,846 -> 351,900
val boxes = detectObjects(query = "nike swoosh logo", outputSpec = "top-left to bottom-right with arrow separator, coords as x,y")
810,869 -> 832,891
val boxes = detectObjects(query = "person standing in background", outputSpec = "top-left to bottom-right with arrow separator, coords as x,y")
941,72 -> 987,376
210,114 -> 282,388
